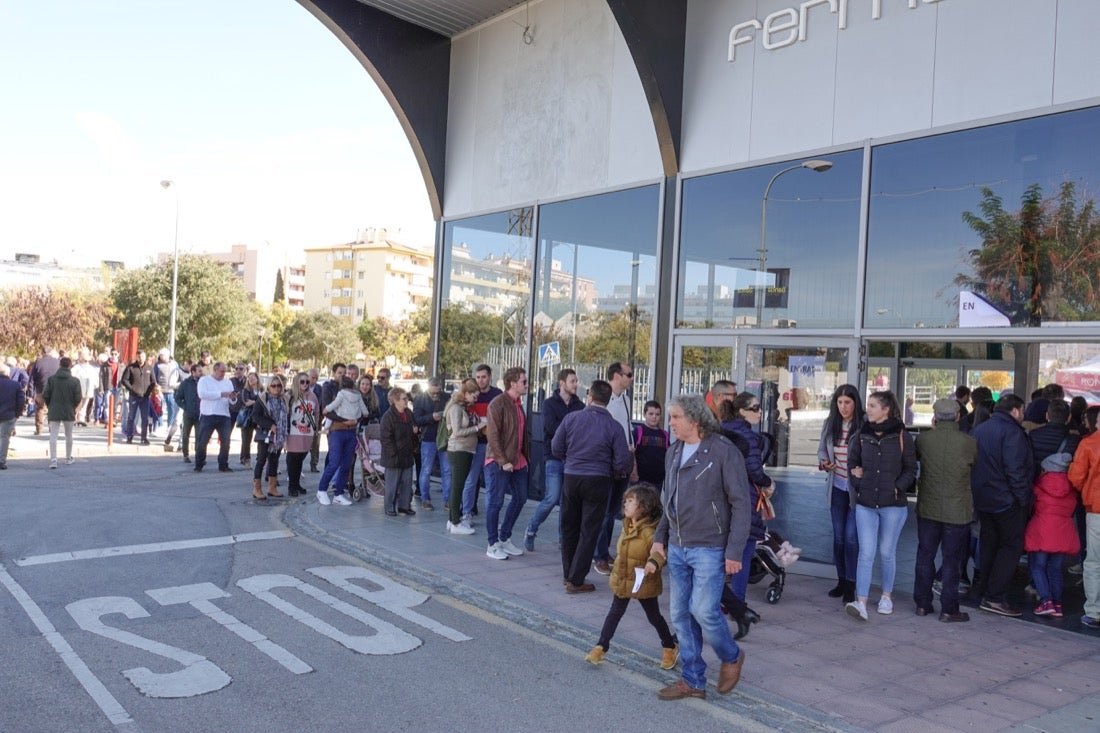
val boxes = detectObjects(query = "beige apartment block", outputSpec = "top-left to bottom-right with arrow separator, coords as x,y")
303,228 -> 433,323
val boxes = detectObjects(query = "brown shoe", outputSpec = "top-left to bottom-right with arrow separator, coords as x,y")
565,582 -> 596,594
717,651 -> 745,694
657,679 -> 705,701
593,560 -> 611,575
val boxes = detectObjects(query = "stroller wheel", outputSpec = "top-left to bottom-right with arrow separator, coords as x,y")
352,485 -> 364,502
766,586 -> 781,604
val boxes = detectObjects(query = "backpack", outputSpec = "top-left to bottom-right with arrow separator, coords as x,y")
436,407 -> 451,451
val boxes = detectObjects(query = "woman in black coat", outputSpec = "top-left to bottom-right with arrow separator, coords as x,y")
845,390 -> 917,621
380,387 -> 418,517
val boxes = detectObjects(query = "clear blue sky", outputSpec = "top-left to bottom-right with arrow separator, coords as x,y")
0,0 -> 434,267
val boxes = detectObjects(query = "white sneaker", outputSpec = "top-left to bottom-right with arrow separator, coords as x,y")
65,457 -> 75,465
877,596 -> 894,615
462,513 -> 476,526
316,491 -> 332,506
458,519 -> 475,534
486,542 -> 509,560
333,494 -> 353,506
49,460 -> 57,469
447,521 -> 475,535
845,600 -> 868,621
498,538 -> 525,556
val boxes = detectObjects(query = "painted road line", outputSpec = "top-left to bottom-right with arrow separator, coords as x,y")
0,564 -> 139,731
14,529 -> 294,567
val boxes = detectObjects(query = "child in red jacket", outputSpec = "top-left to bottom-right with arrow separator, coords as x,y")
1025,452 -> 1081,618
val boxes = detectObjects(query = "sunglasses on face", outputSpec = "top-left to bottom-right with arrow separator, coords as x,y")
299,380 -> 309,385
744,405 -> 761,412
621,372 -> 633,378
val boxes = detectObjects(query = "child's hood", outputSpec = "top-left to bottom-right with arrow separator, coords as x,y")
1036,469 -> 1075,499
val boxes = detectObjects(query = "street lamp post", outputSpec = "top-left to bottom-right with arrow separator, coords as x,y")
160,180 -> 180,357
757,159 -> 833,327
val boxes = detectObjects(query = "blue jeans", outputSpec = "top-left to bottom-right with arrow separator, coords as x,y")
728,539 -> 758,602
1029,551 -> 1065,604
484,462 -> 528,546
526,458 -> 563,540
318,429 -> 357,496
594,477 -> 628,562
667,544 -> 741,690
125,395 -> 150,440
418,440 -> 450,503
163,393 -> 178,432
195,415 -> 232,470
461,443 -> 487,515
830,486 -> 858,581
854,504 -> 908,599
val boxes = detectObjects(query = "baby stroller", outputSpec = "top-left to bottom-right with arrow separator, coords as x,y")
354,423 -> 386,501
748,528 -> 802,604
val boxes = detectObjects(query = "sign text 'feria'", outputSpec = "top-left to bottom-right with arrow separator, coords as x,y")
728,0 -> 946,62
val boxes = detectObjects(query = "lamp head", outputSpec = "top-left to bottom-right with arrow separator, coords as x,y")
160,180 -> 173,189
801,159 -> 833,172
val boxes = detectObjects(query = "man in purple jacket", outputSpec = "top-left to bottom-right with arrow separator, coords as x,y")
554,379 -> 633,594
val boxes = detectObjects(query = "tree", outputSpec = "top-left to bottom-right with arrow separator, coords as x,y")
427,303 -> 506,379
109,254 -> 258,361
273,269 -> 285,304
957,182 -> 1100,325
357,312 -> 428,369
283,310 -> 360,367
574,306 -> 652,366
0,286 -> 113,357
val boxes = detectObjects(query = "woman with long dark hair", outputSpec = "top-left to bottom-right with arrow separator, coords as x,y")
718,392 -> 774,639
817,384 -> 864,603
845,390 -> 917,621
249,375 -> 289,501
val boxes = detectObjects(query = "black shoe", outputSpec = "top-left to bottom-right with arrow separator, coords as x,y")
827,581 -> 844,598
126,437 -> 133,444
218,466 -> 234,473
841,579 -> 856,604
183,455 -> 191,463
397,508 -> 416,516
915,606 -> 935,617
733,607 -> 760,640
979,599 -> 1021,617
385,511 -> 398,517
193,466 -> 203,472
939,612 -> 970,623
310,466 -> 319,473
140,439 -> 150,446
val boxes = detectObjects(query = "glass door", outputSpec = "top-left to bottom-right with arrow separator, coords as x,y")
738,339 -> 858,470
671,335 -> 736,397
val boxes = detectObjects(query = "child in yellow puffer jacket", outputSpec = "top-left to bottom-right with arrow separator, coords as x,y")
586,483 -> 679,668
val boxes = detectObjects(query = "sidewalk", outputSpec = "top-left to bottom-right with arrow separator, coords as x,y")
286,488 -> 1100,733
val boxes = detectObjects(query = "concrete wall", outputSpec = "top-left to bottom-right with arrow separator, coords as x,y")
681,0 -> 1100,172
443,0 -> 662,217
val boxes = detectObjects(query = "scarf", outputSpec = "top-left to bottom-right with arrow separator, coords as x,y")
266,395 -> 289,449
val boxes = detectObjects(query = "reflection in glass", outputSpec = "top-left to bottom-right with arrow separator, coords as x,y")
676,346 -> 734,396
678,150 -> 863,329
866,105 -> 1100,328
531,186 -> 660,417
744,346 -> 850,469
438,209 -> 534,379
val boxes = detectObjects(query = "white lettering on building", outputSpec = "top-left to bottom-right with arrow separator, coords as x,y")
728,0 -> 945,62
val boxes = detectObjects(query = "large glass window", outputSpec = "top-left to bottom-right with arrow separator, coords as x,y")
866,105 -> 1100,328
438,208 -> 535,380
532,186 -> 660,417
678,150 -> 863,329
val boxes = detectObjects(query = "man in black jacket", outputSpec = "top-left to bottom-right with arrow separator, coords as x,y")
971,394 -> 1033,617
28,346 -> 60,435
1029,399 -> 1078,476
119,350 -> 154,444
414,377 -> 449,510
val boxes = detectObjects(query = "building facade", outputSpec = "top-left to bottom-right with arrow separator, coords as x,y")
302,228 -> 433,323
157,243 -> 305,309
306,0 -> 1100,506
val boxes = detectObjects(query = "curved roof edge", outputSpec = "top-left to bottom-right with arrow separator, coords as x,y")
606,0 -> 686,177
298,0 -> 450,219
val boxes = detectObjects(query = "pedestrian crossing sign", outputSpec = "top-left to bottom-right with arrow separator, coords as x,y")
538,342 -> 561,368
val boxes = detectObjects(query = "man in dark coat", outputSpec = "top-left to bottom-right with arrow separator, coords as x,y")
970,394 -> 1033,617
119,350 -> 155,444
0,363 -> 25,469
43,356 -> 82,467
28,346 -> 60,435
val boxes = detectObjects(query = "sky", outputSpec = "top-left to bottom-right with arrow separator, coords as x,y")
0,0 -> 435,269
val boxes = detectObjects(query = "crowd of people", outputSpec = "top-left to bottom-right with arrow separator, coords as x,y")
6,345 -> 1100,699
818,381 -> 1099,630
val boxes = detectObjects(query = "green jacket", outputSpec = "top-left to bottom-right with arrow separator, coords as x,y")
914,420 -> 977,525
43,368 -> 82,422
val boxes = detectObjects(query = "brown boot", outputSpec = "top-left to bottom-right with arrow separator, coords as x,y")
252,479 -> 266,500
717,651 -> 745,694
267,476 -> 283,498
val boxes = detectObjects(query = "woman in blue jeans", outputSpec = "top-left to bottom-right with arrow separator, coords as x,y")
817,384 -> 864,604
845,390 -> 917,621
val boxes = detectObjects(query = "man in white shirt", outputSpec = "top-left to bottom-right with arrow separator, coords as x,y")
194,361 -> 237,473
593,361 -> 635,574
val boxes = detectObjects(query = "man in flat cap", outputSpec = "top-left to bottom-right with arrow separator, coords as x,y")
913,397 -> 977,622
